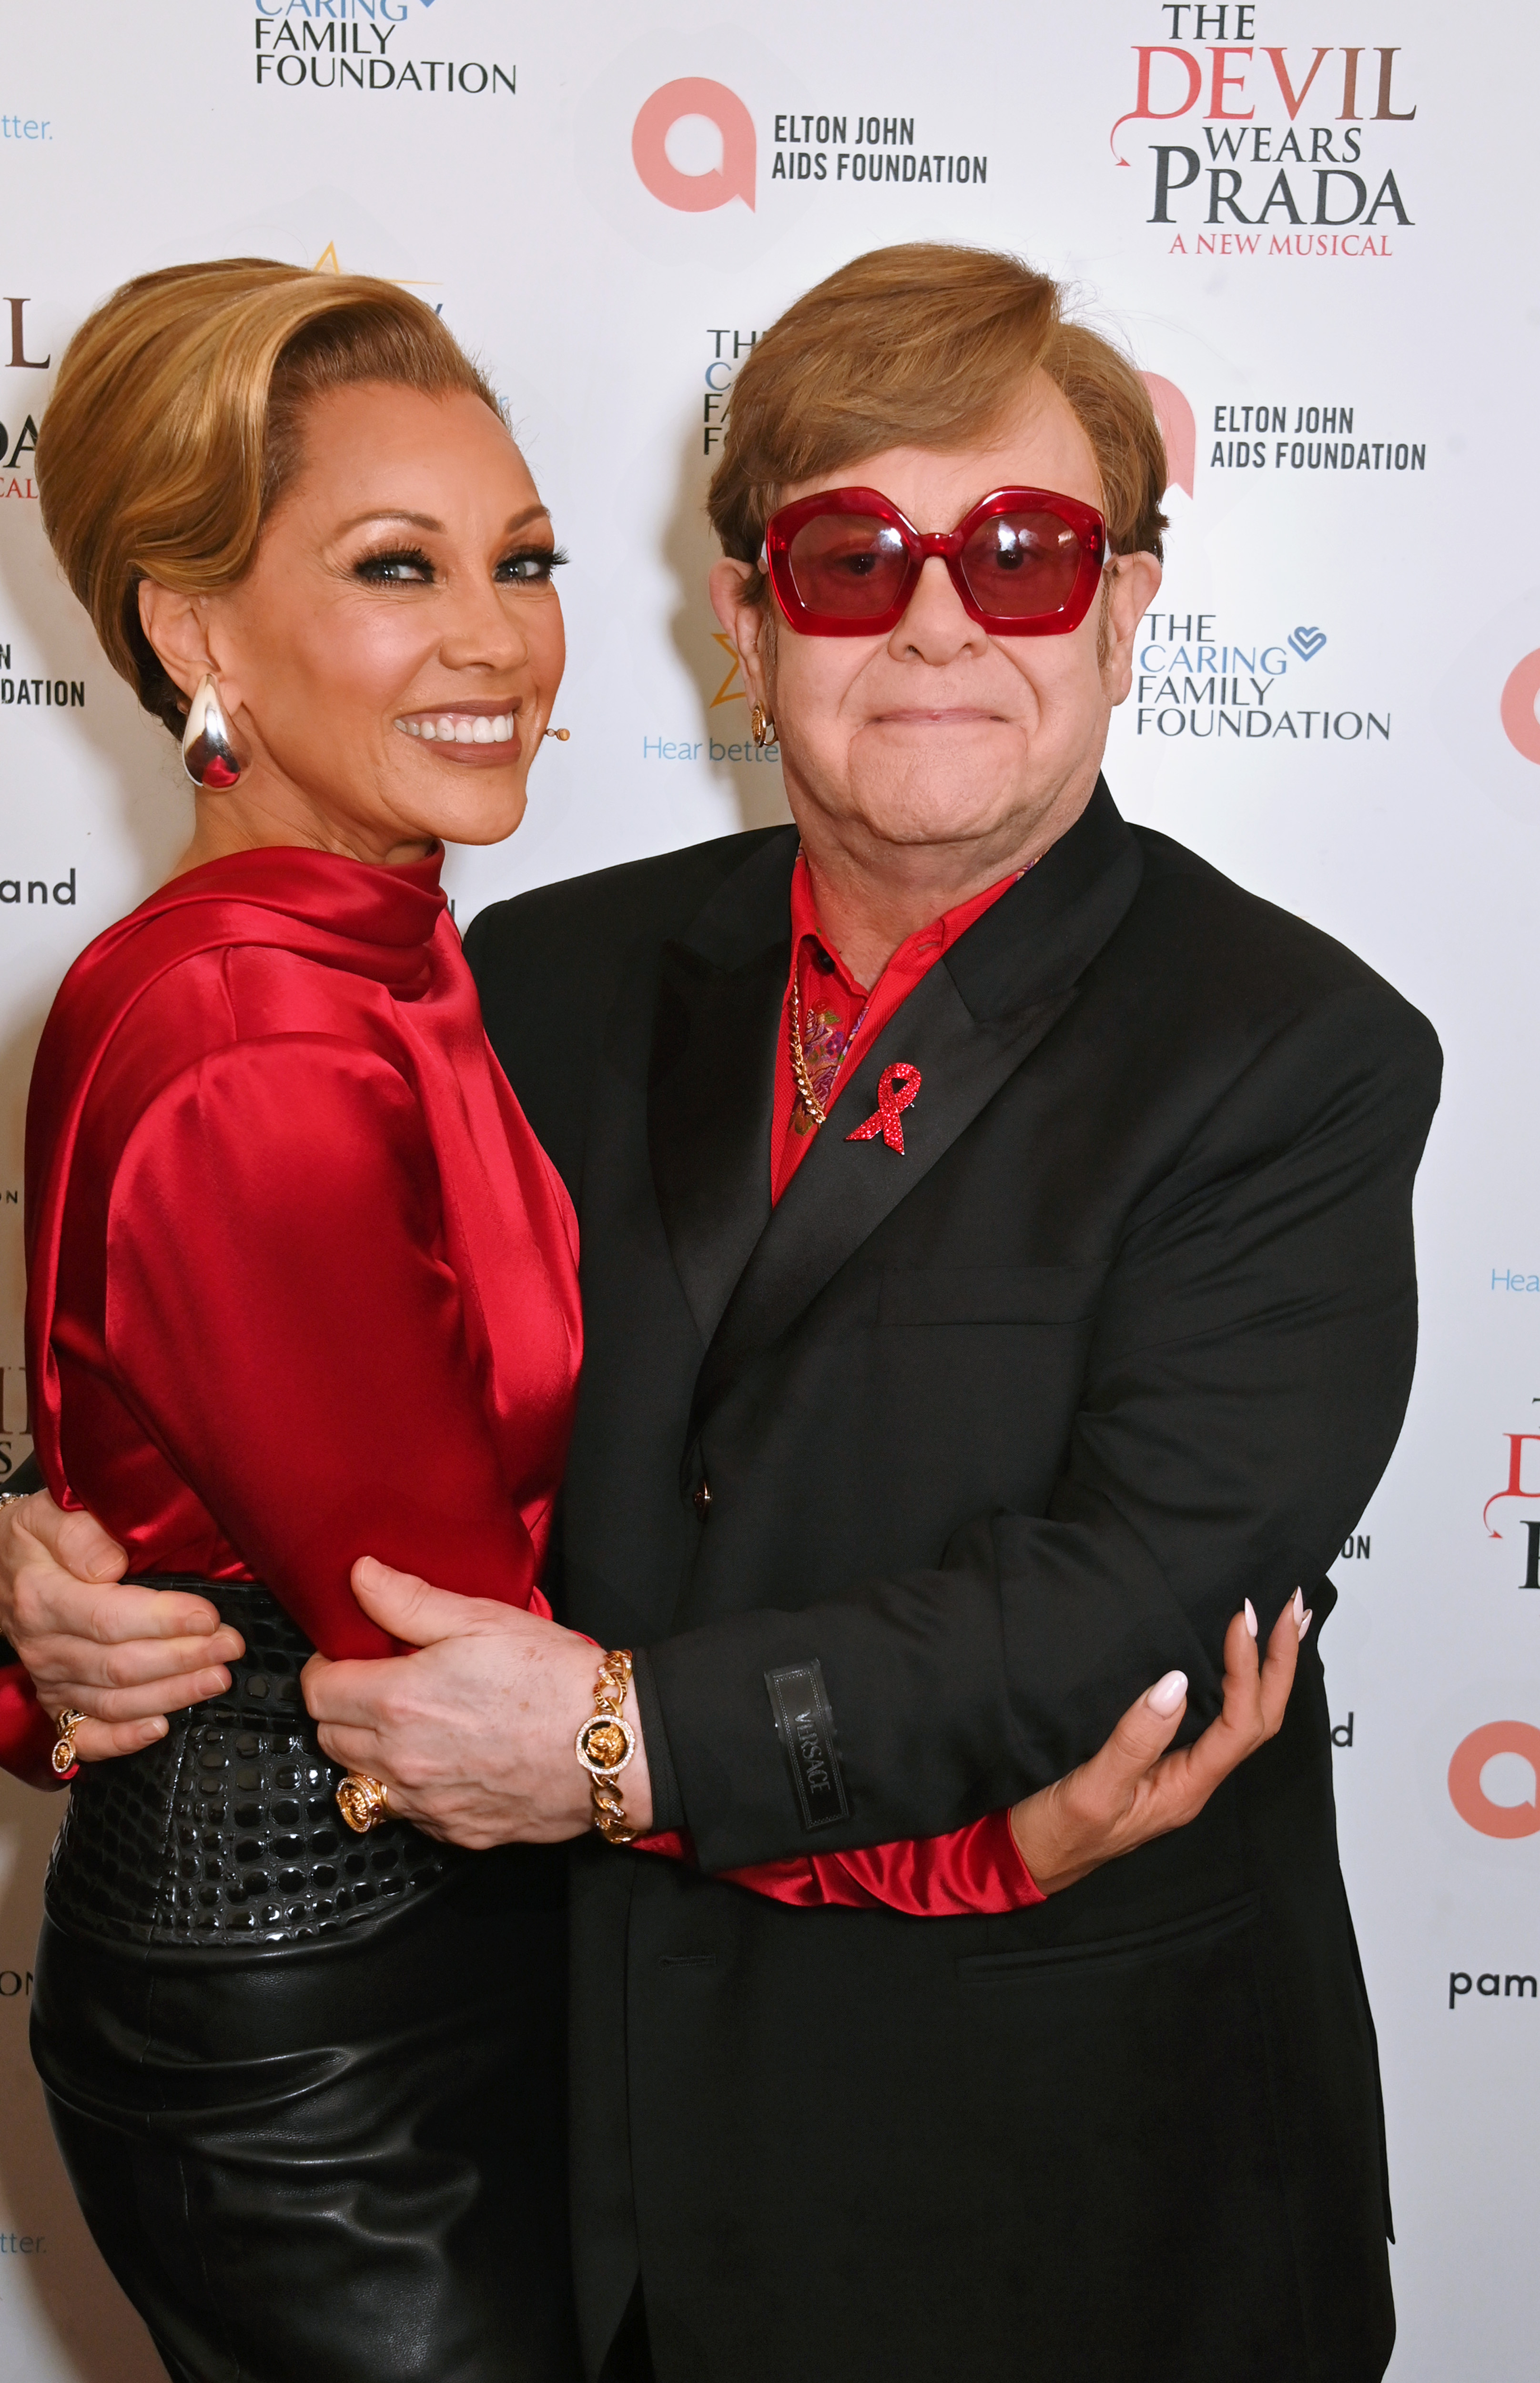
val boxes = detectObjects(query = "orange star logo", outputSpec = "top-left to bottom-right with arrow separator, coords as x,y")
710,632 -> 746,709
312,244 -> 440,300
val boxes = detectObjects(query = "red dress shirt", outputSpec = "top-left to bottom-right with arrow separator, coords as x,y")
772,854 -> 1022,1200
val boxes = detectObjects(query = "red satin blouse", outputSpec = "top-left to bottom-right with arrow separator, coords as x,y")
1,845 -> 583,1781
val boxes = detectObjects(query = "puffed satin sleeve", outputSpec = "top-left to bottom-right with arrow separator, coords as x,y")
98,1033 -> 545,1659
636,1811 -> 1044,1915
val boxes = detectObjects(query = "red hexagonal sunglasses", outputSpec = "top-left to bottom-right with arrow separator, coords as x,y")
761,485 -> 1108,638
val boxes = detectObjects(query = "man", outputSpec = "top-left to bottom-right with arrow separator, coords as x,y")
2,247 -> 1438,2381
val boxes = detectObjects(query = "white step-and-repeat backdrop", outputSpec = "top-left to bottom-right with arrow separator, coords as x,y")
1,3 -> 1536,2375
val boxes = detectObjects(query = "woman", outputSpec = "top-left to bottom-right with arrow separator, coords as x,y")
0,257 -> 1299,2383
10,259 -> 590,2383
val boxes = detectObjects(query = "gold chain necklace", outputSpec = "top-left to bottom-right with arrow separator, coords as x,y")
789,986 -> 831,1130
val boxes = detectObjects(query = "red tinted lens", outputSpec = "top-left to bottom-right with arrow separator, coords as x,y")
785,513 -> 912,620
957,511 -> 1084,621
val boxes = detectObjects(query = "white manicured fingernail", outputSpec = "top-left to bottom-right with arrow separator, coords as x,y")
1146,1670 -> 1188,1716
1297,1609 -> 1314,1643
1292,1588 -> 1305,1624
1244,1599 -> 1258,1640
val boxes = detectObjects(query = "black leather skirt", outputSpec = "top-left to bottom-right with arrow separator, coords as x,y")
30,1581 -> 580,2383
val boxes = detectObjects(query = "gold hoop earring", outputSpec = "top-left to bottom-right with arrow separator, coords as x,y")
750,703 -> 775,748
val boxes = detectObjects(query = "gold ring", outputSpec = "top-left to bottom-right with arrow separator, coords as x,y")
51,1709 -> 86,1778
335,1772 -> 390,1833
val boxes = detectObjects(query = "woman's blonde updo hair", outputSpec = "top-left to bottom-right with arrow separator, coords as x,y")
708,242 -> 1168,605
36,259 -> 502,739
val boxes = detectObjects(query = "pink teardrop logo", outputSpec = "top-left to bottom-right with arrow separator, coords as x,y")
1141,374 -> 1195,500
632,80 -> 756,214
1500,650 -> 1540,764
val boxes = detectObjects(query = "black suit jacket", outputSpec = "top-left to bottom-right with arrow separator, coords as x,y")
466,782 -> 1440,2383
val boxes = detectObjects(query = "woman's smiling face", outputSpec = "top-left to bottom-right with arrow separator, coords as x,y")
143,381 -> 567,867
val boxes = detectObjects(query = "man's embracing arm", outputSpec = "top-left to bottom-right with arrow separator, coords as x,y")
298,976 -> 1429,1873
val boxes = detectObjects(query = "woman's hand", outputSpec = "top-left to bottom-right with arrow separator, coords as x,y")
0,1489 -> 243,1762
1010,1592 -> 1310,1895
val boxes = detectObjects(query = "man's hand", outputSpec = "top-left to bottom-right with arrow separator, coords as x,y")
0,1489 -> 243,1762
1011,1591 -> 1309,1894
302,1557 -> 653,1850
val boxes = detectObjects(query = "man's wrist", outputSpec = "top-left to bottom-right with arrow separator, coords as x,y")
620,1679 -> 653,1834
566,1638 -> 655,1838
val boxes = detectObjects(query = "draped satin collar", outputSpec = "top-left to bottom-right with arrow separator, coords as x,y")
109,840 -> 452,975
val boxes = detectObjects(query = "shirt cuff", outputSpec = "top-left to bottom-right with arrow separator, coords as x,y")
631,1646 -> 686,1836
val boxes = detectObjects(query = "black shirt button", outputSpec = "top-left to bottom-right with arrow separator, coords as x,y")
693,1482 -> 712,1516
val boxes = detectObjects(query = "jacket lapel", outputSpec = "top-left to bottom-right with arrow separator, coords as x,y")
647,827 -> 798,1345
688,780 -> 1145,1436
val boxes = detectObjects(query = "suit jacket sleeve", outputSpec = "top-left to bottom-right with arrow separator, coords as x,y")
644,981 -> 1442,1873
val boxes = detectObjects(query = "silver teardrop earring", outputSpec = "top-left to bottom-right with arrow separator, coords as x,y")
181,675 -> 244,790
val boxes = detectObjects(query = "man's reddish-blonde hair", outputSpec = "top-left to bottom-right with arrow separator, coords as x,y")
708,243 -> 1167,601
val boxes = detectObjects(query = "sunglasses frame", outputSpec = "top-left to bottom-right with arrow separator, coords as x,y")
762,484 -> 1109,638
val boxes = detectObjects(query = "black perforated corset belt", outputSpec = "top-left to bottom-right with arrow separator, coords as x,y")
45,1578 -> 466,1947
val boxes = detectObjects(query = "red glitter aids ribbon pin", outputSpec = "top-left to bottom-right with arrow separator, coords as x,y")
845,1062 -> 922,1154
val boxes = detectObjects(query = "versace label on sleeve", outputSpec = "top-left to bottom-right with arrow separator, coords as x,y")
764,1659 -> 850,1831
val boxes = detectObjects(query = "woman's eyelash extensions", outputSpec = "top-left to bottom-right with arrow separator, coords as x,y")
353,544 -> 569,587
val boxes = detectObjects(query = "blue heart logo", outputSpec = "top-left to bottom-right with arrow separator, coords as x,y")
1288,625 -> 1327,661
